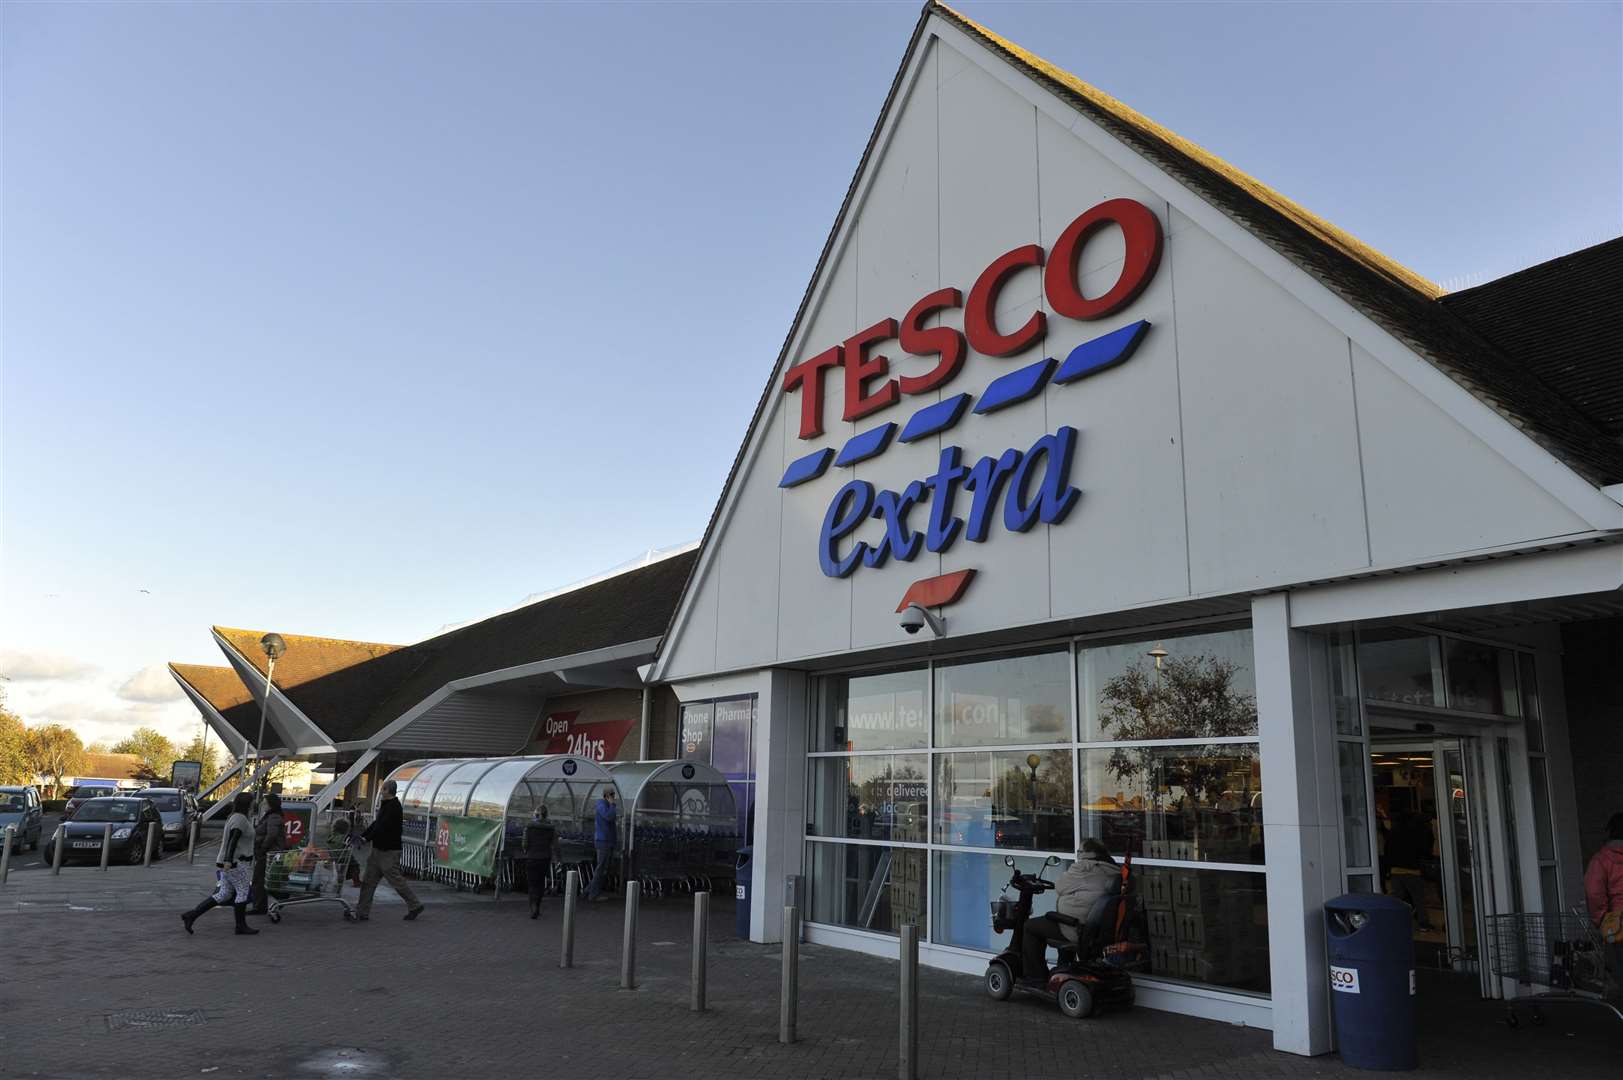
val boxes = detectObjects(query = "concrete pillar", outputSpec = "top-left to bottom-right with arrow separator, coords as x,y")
751,668 -> 808,943
1253,592 -> 1339,1056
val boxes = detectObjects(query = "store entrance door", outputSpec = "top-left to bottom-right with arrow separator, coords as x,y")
1370,735 -> 1490,976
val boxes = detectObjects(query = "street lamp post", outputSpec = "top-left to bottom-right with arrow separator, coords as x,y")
1025,753 -> 1042,847
252,633 -> 287,786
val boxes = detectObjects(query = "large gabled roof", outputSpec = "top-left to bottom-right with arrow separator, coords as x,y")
213,549 -> 699,746
1441,237 -> 1623,442
168,662 -> 280,752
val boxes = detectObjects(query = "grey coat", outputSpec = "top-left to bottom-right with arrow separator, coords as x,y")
1053,852 -> 1120,942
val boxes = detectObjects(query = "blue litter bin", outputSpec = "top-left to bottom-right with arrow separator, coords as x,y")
1325,893 -> 1417,1070
735,846 -> 752,939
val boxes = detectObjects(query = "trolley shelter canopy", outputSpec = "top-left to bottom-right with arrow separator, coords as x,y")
384,754 -> 619,838
604,760 -> 738,850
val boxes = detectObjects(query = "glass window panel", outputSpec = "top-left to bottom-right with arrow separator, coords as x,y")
808,755 -> 928,844
680,702 -> 714,762
1497,738 -> 1524,914
1347,874 -> 1375,894
431,761 -> 490,816
1078,630 -> 1257,742
1529,758 -> 1555,862
1077,745 -> 1263,864
935,651 -> 1071,748
935,851 -> 1069,952
1328,630 -> 1362,736
816,669 -> 928,752
807,842 -> 927,935
1518,653 -> 1543,751
467,758 -> 541,820
1539,866 -> 1560,915
933,750 -> 1074,851
1338,742 -> 1372,869
402,760 -> 463,815
1444,639 -> 1518,715
1139,867 -> 1270,993
1358,630 -> 1441,707
712,697 -> 755,778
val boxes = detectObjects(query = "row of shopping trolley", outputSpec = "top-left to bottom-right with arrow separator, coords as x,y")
1487,908 -> 1621,1027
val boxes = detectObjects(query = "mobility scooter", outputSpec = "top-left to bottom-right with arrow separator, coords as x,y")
984,853 -> 1137,1019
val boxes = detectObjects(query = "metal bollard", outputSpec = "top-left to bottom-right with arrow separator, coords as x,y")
143,822 -> 157,866
51,825 -> 65,875
560,869 -> 578,969
780,905 -> 799,1044
899,924 -> 919,1080
1,825 -> 13,885
100,824 -> 113,871
691,890 -> 709,1012
186,819 -> 199,864
620,883 -> 640,990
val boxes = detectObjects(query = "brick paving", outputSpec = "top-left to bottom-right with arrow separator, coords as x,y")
1,869 -> 1619,1079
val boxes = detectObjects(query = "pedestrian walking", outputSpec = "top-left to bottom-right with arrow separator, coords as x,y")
180,791 -> 258,935
524,805 -> 561,919
248,792 -> 286,916
357,780 -> 424,922
583,787 -> 619,902
1584,810 -> 1623,986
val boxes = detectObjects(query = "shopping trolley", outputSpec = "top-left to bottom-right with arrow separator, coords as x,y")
263,843 -> 359,923
1487,908 -> 1622,1027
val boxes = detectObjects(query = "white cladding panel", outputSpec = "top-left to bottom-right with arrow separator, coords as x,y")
655,32 -> 1608,683
1351,343 -> 1591,562
1171,208 -> 1370,592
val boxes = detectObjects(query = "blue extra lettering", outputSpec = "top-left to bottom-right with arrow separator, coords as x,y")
962,448 -> 1021,543
819,479 -> 874,578
924,446 -> 967,552
865,481 -> 927,568
1004,426 -> 1081,533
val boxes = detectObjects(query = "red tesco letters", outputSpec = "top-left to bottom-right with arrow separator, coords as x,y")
783,198 -> 1163,439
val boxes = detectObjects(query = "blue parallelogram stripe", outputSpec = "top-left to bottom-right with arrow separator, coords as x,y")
1053,320 -> 1150,384
779,447 -> 834,488
973,356 -> 1056,415
834,422 -> 898,467
898,393 -> 973,443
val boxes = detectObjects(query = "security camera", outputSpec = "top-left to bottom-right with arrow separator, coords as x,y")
899,602 -> 946,638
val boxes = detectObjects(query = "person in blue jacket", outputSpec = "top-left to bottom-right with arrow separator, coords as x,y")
585,788 -> 618,901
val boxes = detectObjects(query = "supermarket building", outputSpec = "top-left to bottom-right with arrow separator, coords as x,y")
647,2 -> 1623,1056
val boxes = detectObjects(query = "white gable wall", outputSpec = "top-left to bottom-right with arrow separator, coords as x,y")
657,30 -> 1616,684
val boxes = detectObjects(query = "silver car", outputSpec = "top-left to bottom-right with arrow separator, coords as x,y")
133,788 -> 198,849
0,786 -> 44,851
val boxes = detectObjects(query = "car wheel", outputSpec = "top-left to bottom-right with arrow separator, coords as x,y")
127,842 -> 144,866
1058,980 -> 1095,1019
985,960 -> 1013,1001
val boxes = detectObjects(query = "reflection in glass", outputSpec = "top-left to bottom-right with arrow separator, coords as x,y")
1078,630 -> 1257,742
1328,630 -> 1362,736
1444,639 -> 1518,715
1338,742 -> 1372,869
1137,866 -> 1270,993
1347,874 -> 1375,894
808,755 -> 928,844
933,750 -> 1074,851
1358,630 -> 1441,707
935,651 -> 1071,748
712,697 -> 755,777
1077,745 -> 1263,864
680,702 -> 714,762
807,843 -> 927,935
817,669 -> 928,752
1529,758 -> 1555,862
936,851 -> 1069,951
402,760 -> 464,815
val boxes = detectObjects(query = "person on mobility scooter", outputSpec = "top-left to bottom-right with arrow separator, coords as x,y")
985,839 -> 1137,1018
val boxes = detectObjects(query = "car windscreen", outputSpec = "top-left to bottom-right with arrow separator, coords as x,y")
1,796 -> 26,812
73,801 -> 141,823
139,793 -> 183,811
72,788 -> 116,800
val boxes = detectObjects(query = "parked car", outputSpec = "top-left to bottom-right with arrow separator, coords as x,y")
63,785 -> 120,820
0,786 -> 44,851
134,788 -> 199,849
43,798 -> 161,865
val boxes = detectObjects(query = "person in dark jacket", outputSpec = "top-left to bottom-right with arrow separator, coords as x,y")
523,805 -> 561,919
584,788 -> 618,901
248,792 -> 286,916
1386,810 -> 1435,930
180,791 -> 258,935
358,780 -> 424,921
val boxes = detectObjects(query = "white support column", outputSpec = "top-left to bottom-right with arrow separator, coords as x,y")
1253,593 -> 1340,1056
751,668 -> 808,944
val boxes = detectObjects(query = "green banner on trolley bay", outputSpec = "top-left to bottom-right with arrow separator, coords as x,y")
433,815 -> 501,876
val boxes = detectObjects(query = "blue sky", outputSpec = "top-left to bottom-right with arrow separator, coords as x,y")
3,1 -> 1619,747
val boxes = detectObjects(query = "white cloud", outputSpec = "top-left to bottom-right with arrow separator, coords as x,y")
0,649 -> 98,681
117,664 -> 184,704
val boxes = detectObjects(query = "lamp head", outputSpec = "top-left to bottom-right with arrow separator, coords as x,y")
260,633 -> 287,660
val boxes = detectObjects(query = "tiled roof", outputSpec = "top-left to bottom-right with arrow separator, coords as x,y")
213,550 -> 698,746
1441,238 -> 1623,440
929,2 -> 1623,486
80,752 -> 145,781
168,662 -> 279,752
